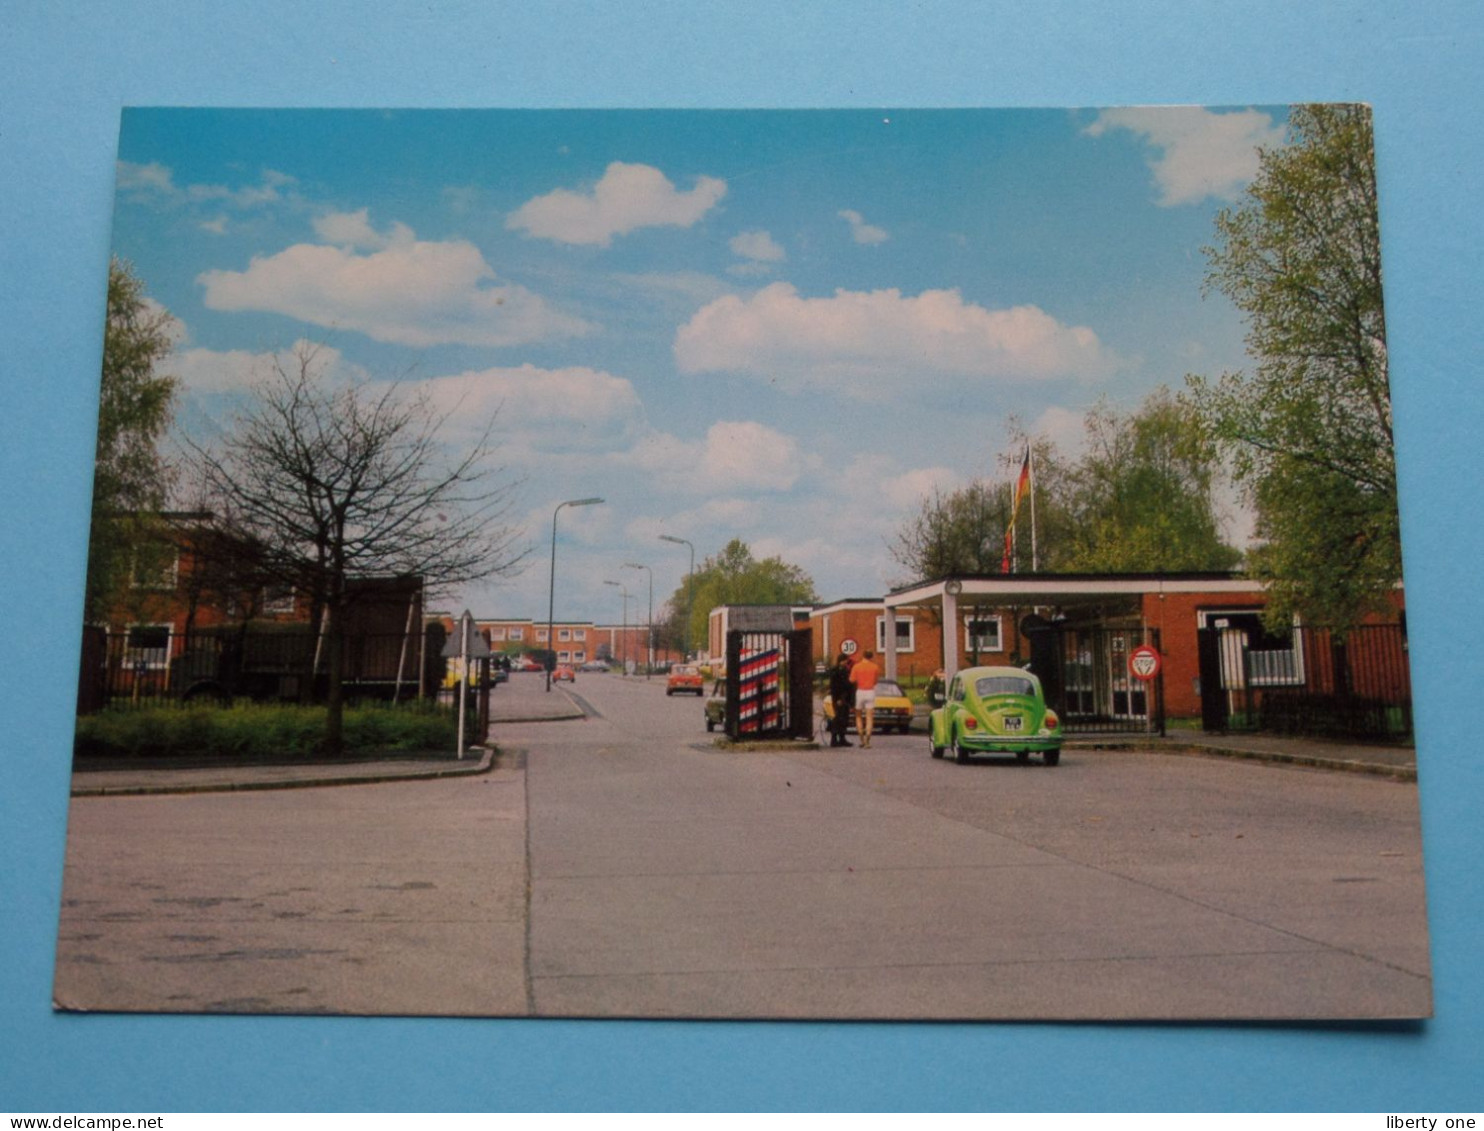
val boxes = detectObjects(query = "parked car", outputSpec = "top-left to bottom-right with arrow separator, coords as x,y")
928,665 -> 1062,765
552,665 -> 576,682
667,664 -> 704,696
869,679 -> 914,734
704,680 -> 727,731
579,660 -> 609,672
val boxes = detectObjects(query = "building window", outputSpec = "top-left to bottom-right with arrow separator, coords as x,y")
123,624 -> 172,670
489,627 -> 505,641
876,616 -> 915,653
261,585 -> 296,615
574,650 -> 586,663
573,628 -> 586,641
536,629 -> 548,642
1199,609 -> 1305,687
558,650 -> 570,663
558,628 -> 571,642
964,616 -> 1003,654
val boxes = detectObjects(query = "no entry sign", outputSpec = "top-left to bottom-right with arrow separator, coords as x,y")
1128,644 -> 1162,681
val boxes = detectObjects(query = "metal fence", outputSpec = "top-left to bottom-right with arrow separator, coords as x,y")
1197,622 -> 1411,740
1024,624 -> 1166,736
78,624 -> 446,712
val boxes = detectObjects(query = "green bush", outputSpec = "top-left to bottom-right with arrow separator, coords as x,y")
74,701 -> 460,760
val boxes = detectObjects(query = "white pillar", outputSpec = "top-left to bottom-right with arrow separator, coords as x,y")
883,605 -> 898,681
942,589 -> 959,682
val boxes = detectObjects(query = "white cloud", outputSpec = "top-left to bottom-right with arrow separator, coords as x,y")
170,341 -> 364,398
117,161 -> 175,194
839,208 -> 889,245
730,230 -> 786,262
674,283 -> 1118,397
1027,404 -> 1089,455
1083,107 -> 1286,206
507,162 -> 727,246
312,209 -> 414,251
411,364 -> 645,452
621,420 -> 812,494
116,161 -> 298,210
879,466 -> 963,510
198,231 -> 594,348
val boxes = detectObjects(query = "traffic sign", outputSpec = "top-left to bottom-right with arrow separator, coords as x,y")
840,638 -> 858,655
1128,644 -> 1162,681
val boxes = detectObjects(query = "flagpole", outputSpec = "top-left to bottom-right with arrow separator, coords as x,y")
1029,443 -> 1038,572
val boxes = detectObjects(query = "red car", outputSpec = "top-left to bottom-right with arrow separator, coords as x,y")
666,664 -> 704,695
552,665 -> 576,682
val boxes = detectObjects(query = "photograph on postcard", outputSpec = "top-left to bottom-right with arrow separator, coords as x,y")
56,107 -> 1428,1020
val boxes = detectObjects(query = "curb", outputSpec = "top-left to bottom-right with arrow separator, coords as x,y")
1067,739 -> 1417,781
71,747 -> 499,797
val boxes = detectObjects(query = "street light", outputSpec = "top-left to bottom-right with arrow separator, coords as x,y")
546,497 -> 604,691
658,534 -> 695,662
623,561 -> 653,679
603,580 -> 630,671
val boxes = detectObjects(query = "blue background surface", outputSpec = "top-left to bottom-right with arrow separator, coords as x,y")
3,1 -> 1480,1112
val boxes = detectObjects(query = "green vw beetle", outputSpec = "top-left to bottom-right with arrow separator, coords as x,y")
929,665 -> 1063,766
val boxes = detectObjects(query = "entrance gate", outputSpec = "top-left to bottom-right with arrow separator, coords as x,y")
1022,622 -> 1165,737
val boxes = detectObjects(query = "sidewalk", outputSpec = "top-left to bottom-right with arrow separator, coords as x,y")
70,673 -> 584,796
1129,729 -> 1417,780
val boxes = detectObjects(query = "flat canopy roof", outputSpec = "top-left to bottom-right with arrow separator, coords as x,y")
884,572 -> 1265,611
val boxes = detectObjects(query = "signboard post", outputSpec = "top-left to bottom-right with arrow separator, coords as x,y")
442,610 -> 492,758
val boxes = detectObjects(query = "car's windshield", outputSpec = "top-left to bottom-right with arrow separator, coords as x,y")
974,675 -> 1036,698
673,666 -> 695,675
876,680 -> 904,698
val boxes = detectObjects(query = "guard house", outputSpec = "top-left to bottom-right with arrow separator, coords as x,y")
881,572 -> 1410,738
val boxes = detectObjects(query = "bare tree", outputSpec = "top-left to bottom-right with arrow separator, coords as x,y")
188,344 -> 528,753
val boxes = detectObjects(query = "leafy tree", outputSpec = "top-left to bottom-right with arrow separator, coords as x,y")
1059,390 -> 1241,573
889,481 -> 1013,580
189,343 -> 527,754
659,539 -> 817,651
1188,104 -> 1396,632
85,259 -> 179,624
890,391 -> 1237,582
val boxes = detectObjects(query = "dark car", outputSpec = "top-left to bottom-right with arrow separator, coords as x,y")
704,680 -> 727,731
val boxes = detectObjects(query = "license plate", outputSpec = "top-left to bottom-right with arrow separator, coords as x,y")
1002,715 -> 1023,732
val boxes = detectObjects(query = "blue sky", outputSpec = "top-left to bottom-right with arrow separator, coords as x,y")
110,106 -> 1289,622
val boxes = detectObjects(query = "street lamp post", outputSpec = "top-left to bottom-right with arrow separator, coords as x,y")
623,561 -> 653,679
546,497 -> 604,691
658,534 -> 695,662
603,580 -> 630,671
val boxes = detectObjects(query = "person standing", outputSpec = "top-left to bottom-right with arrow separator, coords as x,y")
827,651 -> 854,747
850,649 -> 881,748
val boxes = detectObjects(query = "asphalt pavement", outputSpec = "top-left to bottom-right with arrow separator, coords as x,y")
69,671 -> 1417,795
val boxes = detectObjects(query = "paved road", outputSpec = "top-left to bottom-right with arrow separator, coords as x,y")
517,673 -> 1430,1020
54,670 -> 1431,1020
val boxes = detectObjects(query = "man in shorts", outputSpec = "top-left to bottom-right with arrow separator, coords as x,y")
850,649 -> 881,748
